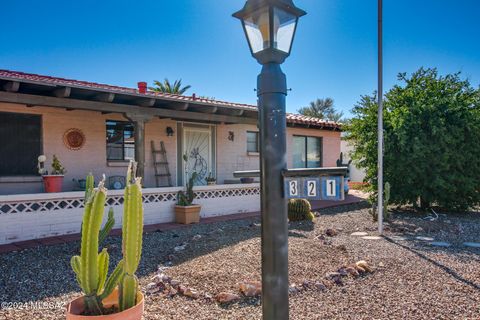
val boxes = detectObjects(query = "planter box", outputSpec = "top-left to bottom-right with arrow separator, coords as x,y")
174,205 -> 201,224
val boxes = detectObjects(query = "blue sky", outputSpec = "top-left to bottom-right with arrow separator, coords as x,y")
1,0 -> 479,118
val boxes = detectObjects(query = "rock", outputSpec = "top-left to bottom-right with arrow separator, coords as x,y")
216,292 -> 241,303
204,293 -> 213,301
151,274 -> 163,284
325,229 -> 337,237
174,243 -> 187,252
184,288 -> 200,299
361,236 -> 382,240
302,280 -> 314,289
338,267 -> 348,277
313,211 -> 321,217
161,274 -> 172,283
170,279 -> 181,288
146,282 -> 160,294
345,266 -> 359,277
325,272 -> 342,280
237,281 -> 262,297
356,260 -> 373,273
167,288 -> 178,297
288,285 -> 300,295
178,285 -> 187,294
192,234 -> 202,241
351,232 -> 369,236
316,234 -> 326,241
415,236 -> 434,241
314,282 -> 327,291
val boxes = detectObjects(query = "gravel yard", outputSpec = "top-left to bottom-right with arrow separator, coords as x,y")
1,203 -> 479,320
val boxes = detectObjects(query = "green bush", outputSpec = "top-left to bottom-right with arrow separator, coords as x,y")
345,68 -> 480,211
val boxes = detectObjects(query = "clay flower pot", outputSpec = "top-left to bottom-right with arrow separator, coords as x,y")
175,204 -> 201,224
66,288 -> 144,320
43,175 -> 64,193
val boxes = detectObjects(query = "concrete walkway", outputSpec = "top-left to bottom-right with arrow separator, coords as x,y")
0,194 -> 366,254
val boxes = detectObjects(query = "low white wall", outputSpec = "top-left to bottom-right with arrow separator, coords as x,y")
0,184 -> 260,245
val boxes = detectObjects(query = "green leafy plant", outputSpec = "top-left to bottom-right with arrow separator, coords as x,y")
149,79 -> 191,95
51,154 -> 66,175
205,172 -> 216,184
288,199 -> 314,221
345,68 -> 480,211
297,98 -> 344,122
70,163 -> 144,315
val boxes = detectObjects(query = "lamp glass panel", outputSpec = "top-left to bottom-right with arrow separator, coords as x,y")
273,7 -> 297,53
243,7 -> 270,53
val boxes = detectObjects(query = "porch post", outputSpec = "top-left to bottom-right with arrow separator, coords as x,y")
125,114 -> 152,180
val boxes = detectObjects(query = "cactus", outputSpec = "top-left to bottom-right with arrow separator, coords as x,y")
70,163 -> 144,315
70,177 -> 124,315
368,182 -> 391,222
288,199 -> 314,221
119,161 -> 144,311
177,167 -> 198,206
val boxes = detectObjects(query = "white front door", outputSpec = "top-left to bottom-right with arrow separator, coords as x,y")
183,126 -> 212,186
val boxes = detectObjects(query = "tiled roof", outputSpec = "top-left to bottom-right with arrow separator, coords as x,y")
0,69 -> 341,129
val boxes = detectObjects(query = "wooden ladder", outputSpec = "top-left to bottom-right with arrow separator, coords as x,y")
151,141 -> 173,187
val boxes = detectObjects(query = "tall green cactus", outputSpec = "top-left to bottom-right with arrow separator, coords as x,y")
177,172 -> 198,206
70,177 -> 124,315
119,161 -> 144,311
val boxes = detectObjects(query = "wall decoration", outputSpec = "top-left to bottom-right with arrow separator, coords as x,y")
63,128 -> 86,150
228,131 -> 235,141
166,126 -> 175,136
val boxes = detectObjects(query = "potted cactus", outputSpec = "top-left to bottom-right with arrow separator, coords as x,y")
175,154 -> 201,224
39,154 -> 66,193
66,162 -> 144,319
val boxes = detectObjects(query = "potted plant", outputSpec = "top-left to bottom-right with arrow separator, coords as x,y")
205,172 -> 216,186
175,154 -> 201,224
66,162 -> 145,319
38,154 -> 66,193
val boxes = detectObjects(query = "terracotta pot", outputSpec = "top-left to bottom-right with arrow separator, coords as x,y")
175,204 -> 201,224
66,288 -> 144,320
43,175 -> 64,193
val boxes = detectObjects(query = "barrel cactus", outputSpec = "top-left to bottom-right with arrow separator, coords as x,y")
288,199 -> 314,221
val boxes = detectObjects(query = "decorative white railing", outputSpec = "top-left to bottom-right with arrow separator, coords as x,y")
0,184 -> 260,215
0,184 -> 260,244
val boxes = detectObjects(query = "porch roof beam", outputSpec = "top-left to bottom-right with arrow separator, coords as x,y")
0,91 -> 257,125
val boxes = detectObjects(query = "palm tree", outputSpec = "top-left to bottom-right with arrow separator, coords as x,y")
298,98 -> 344,122
149,79 -> 191,95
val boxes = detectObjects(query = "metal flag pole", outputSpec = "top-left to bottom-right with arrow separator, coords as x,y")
377,0 -> 384,234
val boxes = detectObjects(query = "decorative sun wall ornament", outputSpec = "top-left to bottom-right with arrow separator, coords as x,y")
63,128 -> 86,150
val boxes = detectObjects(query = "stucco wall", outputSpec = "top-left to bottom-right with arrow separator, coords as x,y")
0,102 -> 341,194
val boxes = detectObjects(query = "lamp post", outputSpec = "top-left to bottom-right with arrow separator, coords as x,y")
233,1 -> 306,319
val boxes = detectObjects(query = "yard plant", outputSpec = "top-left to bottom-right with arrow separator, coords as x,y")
345,68 -> 480,211
69,162 -> 144,316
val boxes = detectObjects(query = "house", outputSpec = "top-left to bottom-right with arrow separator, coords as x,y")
0,69 -> 341,244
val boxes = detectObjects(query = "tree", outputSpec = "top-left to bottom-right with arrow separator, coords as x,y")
345,68 -> 480,211
298,98 -> 344,122
149,79 -> 191,95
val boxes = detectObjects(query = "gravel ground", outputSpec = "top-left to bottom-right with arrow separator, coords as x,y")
1,203 -> 479,320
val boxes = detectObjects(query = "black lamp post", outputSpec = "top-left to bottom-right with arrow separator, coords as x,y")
233,1 -> 306,319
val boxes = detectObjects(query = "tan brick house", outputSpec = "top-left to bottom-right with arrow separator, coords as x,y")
0,70 -> 341,195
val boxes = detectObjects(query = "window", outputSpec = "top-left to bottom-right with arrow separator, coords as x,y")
106,120 -> 135,161
293,136 -> 322,168
0,112 -> 42,176
247,131 -> 259,153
